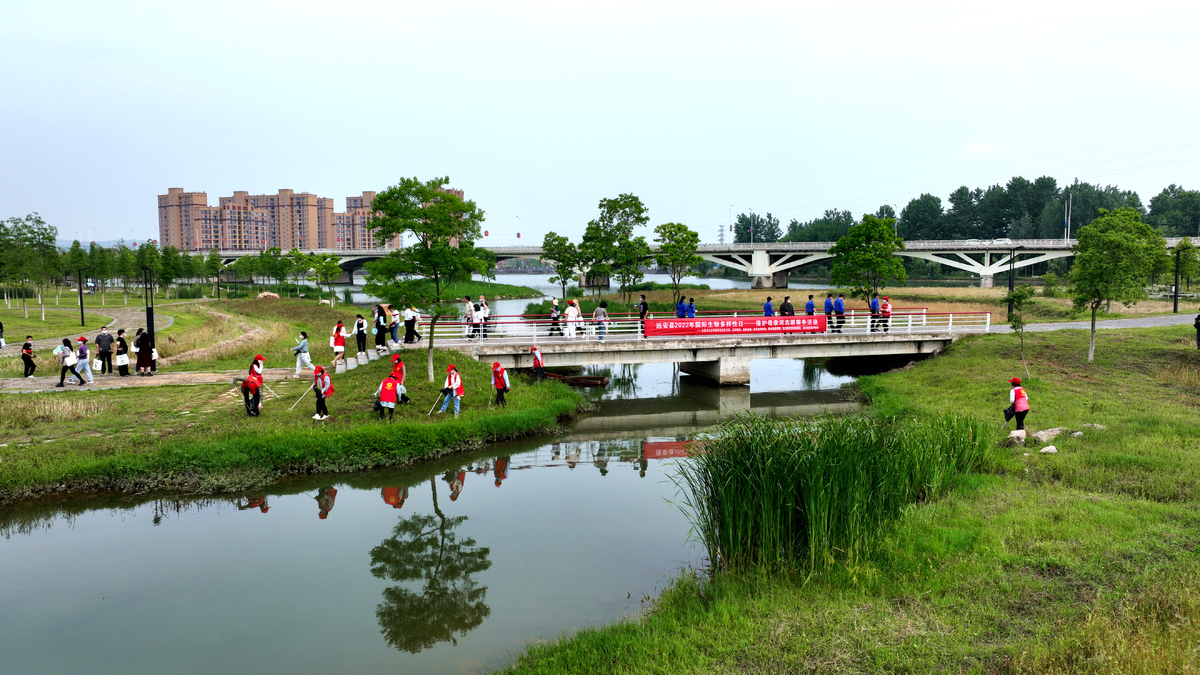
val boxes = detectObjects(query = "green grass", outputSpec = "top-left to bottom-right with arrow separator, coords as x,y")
0,348 -> 583,502
501,325 -> 1200,674
426,278 -> 543,302
0,306 -> 117,340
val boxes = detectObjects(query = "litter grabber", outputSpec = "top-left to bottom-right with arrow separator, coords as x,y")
289,385 -> 314,411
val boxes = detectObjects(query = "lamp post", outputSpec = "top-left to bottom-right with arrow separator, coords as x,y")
142,265 -> 156,371
76,266 -> 92,327
1174,247 -> 1181,314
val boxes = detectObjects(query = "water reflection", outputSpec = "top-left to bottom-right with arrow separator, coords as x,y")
370,479 -> 493,653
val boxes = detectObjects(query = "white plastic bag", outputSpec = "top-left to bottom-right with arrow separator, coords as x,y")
151,348 -> 159,361
93,358 -> 102,371
115,354 -> 130,366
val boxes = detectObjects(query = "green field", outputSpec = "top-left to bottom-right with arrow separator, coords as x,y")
0,306 -> 117,341
502,325 -> 1200,674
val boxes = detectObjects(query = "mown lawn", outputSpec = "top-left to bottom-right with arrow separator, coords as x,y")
501,325 -> 1200,674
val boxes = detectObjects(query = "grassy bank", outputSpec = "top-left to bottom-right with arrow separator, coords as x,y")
0,347 -> 584,503
502,325 -> 1200,673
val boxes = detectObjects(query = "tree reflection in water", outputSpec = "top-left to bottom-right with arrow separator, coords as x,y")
369,478 -> 492,653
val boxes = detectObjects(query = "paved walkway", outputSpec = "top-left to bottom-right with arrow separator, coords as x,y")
990,312 -> 1196,333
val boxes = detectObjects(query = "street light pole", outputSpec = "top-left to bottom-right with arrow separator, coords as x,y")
1174,247 -> 1181,314
1007,248 -> 1016,317
142,265 -> 156,371
76,266 -> 92,327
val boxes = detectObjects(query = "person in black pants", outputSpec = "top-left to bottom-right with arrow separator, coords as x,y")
354,314 -> 368,354
21,336 -> 37,378
115,329 -> 130,376
55,338 -> 83,387
95,326 -> 115,375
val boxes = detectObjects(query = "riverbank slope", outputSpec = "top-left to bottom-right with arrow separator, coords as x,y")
502,325 -> 1200,674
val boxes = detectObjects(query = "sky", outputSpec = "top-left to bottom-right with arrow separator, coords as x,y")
2,0 -> 1198,246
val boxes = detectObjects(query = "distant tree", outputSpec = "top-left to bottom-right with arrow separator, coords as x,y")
654,222 -> 702,306
63,240 -> 88,298
1004,284 -> 1036,378
286,248 -> 310,292
611,235 -> 651,305
541,232 -> 580,301
874,204 -> 897,220
1070,207 -> 1164,362
1040,271 -> 1062,298
784,209 -> 855,242
203,247 -> 223,296
579,194 -> 649,296
88,243 -> 111,305
1147,184 -> 1200,237
136,242 -> 161,294
159,246 -> 180,298
1170,238 -> 1200,292
828,214 -> 907,300
899,194 -> 944,240
363,176 -> 488,381
259,247 -> 285,290
116,244 -> 138,304
734,212 -> 782,243
4,214 -> 58,319
306,253 -> 342,306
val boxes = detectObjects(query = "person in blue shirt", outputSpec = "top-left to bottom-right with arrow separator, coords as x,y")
676,298 -> 687,318
823,294 -> 834,331
869,293 -> 881,332
832,294 -> 845,333
763,297 -> 774,316
686,298 -> 696,318
805,295 -> 816,315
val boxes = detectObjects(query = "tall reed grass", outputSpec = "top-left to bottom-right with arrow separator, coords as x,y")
676,414 -> 993,570
0,396 -> 111,429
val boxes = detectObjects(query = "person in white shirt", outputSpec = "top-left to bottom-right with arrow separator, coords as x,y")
353,314 -> 368,354
478,295 -> 490,340
564,300 -> 582,340
403,306 -> 422,343
462,297 -> 475,339
390,306 -> 402,344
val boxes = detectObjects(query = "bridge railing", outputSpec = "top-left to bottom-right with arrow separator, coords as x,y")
394,310 -> 989,346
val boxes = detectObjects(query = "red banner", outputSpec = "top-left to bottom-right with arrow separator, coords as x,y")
644,441 -> 692,459
645,315 -> 827,337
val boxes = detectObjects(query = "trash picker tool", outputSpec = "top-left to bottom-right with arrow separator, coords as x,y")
289,385 -> 314,411
427,392 -> 444,417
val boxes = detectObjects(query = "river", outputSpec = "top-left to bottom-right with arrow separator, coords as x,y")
0,342 -> 881,674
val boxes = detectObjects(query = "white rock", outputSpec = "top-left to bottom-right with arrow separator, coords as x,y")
1082,423 -> 1107,431
1031,427 -> 1070,443
1070,431 -> 1084,438
1040,445 -> 1058,454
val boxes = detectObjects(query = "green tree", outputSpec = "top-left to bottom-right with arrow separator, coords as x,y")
1170,238 -> 1200,293
612,235 -> 651,305
828,215 -> 907,300
4,214 -> 58,319
734,212 -> 781,243
541,232 -> 580,300
203,247 -> 223,297
783,209 -> 855,243
115,244 -> 138,304
159,246 -> 181,299
287,248 -> 310,293
135,242 -> 161,294
1004,284 -> 1037,378
1070,207 -> 1164,362
898,194 -> 945,240
654,222 -> 702,306
363,176 -> 487,381
63,240 -> 88,305
306,253 -> 343,306
259,247 -> 285,291
88,243 -> 111,305
1147,184 -> 1200,237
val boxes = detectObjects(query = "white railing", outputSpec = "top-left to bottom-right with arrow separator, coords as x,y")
380,310 -> 991,347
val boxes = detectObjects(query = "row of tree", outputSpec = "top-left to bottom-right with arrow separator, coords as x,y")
731,178 -> 1200,243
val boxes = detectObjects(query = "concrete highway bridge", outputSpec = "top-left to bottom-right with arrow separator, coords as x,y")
215,238 -> 1184,289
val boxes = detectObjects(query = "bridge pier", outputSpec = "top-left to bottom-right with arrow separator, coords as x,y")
979,275 -> 994,288
679,356 -> 752,386
751,271 -> 790,289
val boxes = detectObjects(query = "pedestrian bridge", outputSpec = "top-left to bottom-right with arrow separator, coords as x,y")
390,310 -> 990,385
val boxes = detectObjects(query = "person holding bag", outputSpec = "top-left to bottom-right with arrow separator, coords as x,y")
95,326 -> 114,375
375,372 -> 402,420
353,314 -> 368,354
72,336 -> 94,385
54,338 -> 84,388
21,336 -> 37,378
330,321 -> 347,367
438,364 -> 464,417
115,329 -> 131,377
373,305 -> 389,354
491,362 -> 510,408
390,354 -> 411,404
312,365 -> 334,420
242,354 -> 266,416
134,328 -> 153,376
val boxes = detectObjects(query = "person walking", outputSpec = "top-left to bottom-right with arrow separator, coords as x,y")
833,294 -> 846,333
472,303 -> 483,340
880,296 -> 892,333
438,364 -> 464,417
492,361 -> 510,408
1005,377 -> 1031,430
0,320 -> 4,349
292,331 -> 314,376
779,296 -> 793,316
241,354 -> 265,416
312,364 -> 334,420
95,326 -> 114,375
21,336 -> 37,378
134,328 -> 153,376
72,336 -> 94,384
686,298 -> 696,319
390,305 -> 402,344
403,305 -> 421,343
54,338 -> 83,388
375,372 -> 402,420
805,295 -> 816,316
389,354 -> 411,404
478,295 -> 490,340
331,320 -> 346,367
353,314 -> 368,354
549,298 -> 563,337
462,297 -> 475,339
764,297 -> 775,316
676,297 -> 687,318
1194,311 -> 1200,349
564,299 -> 582,340
530,346 -> 546,379
823,293 -> 834,331
869,293 -> 881,332
593,301 -> 610,341
638,295 -> 649,338
115,329 -> 130,376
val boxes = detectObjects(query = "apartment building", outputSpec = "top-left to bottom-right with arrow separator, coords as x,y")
159,187 -> 406,252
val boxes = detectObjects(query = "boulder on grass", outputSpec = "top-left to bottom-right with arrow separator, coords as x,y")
1070,431 -> 1084,438
1030,427 -> 1070,444
1003,429 -> 1026,447
1040,445 -> 1058,454
257,291 -> 280,300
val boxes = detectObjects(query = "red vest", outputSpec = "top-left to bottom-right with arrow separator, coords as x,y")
391,363 -> 405,384
532,350 -> 543,368
379,377 -> 399,404
315,371 -> 334,397
333,326 -> 345,347
1013,386 -> 1029,412
493,367 -> 507,390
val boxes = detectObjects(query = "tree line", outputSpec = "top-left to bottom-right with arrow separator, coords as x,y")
730,178 -> 1200,244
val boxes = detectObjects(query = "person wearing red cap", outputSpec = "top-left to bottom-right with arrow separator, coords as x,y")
330,321 -> 347,367
880,296 -> 892,333
493,456 -> 509,487
312,365 -> 334,420
390,355 -> 411,405
375,371 -> 401,420
1004,377 -> 1031,430
438,364 -> 464,416
241,354 -> 266,416
530,346 -> 545,380
491,361 -> 510,408
381,486 -> 408,508
315,487 -> 337,520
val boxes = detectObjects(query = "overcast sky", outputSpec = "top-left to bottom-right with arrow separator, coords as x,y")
2,0 -> 1198,246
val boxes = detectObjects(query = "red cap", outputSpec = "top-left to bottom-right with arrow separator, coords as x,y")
314,365 -> 324,373
392,354 -> 402,363
254,354 -> 265,361
530,346 -> 537,352
493,362 -> 501,369
447,364 -> 455,372
76,336 -> 87,342
1009,377 -> 1021,384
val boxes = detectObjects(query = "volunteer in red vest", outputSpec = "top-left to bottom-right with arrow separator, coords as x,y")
1005,377 -> 1031,430
880,296 -> 892,333
313,365 -> 334,420
381,486 -> 408,509
331,321 -> 347,367
241,354 -> 266,416
375,372 -> 401,420
438,364 -> 464,417
530,346 -> 545,379
315,487 -> 337,520
492,361 -> 511,408
448,469 -> 466,501
389,354 -> 411,405
493,456 -> 510,487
